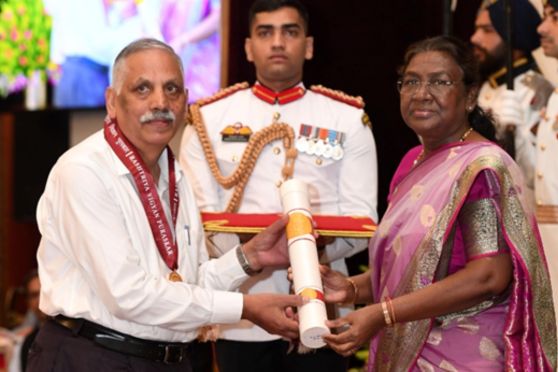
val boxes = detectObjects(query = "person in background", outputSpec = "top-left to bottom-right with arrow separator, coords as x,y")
17,270 -> 47,372
1,270 -> 45,372
162,0 -> 221,102
179,0 -> 377,371
43,0 -> 162,108
27,38 -> 301,372
535,0 -> 558,353
470,0 -> 553,206
321,35 -> 556,371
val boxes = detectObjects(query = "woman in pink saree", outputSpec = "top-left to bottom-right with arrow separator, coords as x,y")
322,36 -> 556,371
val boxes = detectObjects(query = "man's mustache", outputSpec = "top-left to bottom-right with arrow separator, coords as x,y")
140,110 -> 176,123
472,44 -> 488,57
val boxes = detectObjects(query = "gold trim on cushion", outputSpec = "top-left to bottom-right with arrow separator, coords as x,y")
536,205 -> 558,224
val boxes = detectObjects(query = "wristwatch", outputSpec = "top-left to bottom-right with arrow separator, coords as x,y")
236,245 -> 263,276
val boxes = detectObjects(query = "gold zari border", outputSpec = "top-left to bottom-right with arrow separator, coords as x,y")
374,154 -> 556,371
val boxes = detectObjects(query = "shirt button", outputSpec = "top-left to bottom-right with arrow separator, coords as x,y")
315,158 -> 323,166
537,172 -> 544,179
537,199 -> 543,206
273,147 -> 281,155
275,180 -> 283,188
232,155 -> 238,162
540,144 -> 546,151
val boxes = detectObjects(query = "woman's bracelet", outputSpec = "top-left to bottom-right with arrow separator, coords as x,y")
346,278 -> 359,304
386,296 -> 397,324
381,301 -> 393,327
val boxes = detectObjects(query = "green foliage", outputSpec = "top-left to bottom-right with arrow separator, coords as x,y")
0,0 -> 51,94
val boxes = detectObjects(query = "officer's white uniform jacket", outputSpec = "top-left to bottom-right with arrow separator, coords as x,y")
477,61 -> 553,204
180,82 -> 378,342
535,89 -> 558,347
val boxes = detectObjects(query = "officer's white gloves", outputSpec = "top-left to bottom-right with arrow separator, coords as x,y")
497,89 -> 523,128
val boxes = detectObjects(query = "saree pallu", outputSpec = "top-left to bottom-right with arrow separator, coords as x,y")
368,141 -> 556,371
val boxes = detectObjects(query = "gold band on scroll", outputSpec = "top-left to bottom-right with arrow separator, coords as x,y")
286,212 -> 313,239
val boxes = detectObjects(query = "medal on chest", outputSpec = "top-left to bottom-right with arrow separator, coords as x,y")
104,117 -> 182,282
169,270 -> 183,282
296,124 -> 312,153
296,124 -> 345,161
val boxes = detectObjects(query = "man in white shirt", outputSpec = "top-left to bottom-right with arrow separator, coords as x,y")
536,0 -> 558,352
28,38 -> 301,372
471,0 -> 554,205
180,0 -> 378,371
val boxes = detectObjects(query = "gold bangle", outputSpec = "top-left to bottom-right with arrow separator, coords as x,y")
381,301 -> 392,327
386,297 -> 397,324
346,278 -> 359,304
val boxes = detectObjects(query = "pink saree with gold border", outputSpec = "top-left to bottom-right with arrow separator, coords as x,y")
368,141 -> 556,371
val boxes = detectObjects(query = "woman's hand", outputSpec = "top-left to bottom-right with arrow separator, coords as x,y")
323,304 -> 384,356
320,265 -> 355,304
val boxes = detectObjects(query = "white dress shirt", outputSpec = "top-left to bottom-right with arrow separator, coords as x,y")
36,130 -> 246,343
180,83 -> 378,341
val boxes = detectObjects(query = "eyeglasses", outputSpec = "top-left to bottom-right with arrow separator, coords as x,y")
396,78 -> 459,96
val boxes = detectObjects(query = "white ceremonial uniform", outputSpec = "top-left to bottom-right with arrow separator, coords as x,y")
478,65 -> 553,205
535,90 -> 558,347
36,130 -> 247,343
180,82 -> 378,342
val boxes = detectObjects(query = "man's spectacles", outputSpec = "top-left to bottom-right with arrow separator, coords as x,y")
396,78 -> 458,96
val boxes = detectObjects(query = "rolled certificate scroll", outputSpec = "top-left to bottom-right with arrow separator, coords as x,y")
280,179 -> 329,348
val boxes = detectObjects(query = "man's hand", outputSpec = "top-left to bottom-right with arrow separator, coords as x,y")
315,235 -> 335,249
242,293 -> 302,339
242,215 -> 289,271
237,233 -> 255,244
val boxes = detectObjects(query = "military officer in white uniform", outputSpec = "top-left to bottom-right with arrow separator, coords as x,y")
179,1 -> 377,371
536,0 -> 558,351
471,0 -> 554,206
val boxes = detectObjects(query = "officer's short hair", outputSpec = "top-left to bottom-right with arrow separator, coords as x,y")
248,0 -> 309,34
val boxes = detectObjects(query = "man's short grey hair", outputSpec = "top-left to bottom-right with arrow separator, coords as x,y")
111,38 -> 184,93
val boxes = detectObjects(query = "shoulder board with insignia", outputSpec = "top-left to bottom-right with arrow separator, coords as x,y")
361,112 -> 372,128
521,73 -> 554,110
196,82 -> 250,107
310,85 -> 365,109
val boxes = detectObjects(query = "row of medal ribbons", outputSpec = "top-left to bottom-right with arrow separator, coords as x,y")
295,124 -> 345,160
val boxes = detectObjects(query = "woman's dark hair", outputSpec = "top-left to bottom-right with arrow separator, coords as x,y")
248,0 -> 310,34
399,35 -> 496,141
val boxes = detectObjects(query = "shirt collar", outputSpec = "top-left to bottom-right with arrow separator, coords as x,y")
252,82 -> 306,105
487,57 -> 535,88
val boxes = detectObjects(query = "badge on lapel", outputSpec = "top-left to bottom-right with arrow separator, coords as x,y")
221,122 -> 252,142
